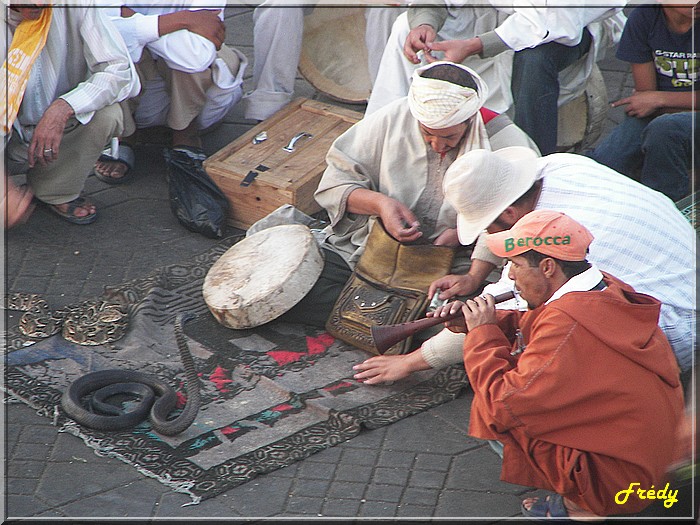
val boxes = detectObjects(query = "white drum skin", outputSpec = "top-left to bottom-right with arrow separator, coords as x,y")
203,224 -> 324,329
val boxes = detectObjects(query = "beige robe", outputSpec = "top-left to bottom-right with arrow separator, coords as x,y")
314,98 -> 539,272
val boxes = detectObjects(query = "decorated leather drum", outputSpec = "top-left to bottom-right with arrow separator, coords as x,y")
203,224 -> 324,329
298,7 -> 372,104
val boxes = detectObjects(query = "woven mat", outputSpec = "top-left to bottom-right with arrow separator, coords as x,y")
5,235 -> 468,504
675,191 -> 698,232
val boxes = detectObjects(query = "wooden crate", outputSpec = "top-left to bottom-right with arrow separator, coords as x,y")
204,98 -> 362,230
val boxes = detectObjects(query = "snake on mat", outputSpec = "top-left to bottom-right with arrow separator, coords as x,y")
61,312 -> 201,435
5,292 -> 128,345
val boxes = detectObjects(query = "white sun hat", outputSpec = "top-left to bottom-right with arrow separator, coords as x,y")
443,146 -> 541,245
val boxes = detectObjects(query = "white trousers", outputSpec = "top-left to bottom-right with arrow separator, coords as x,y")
366,10 -> 514,115
243,6 -> 404,121
132,45 -> 247,132
365,9 -> 624,117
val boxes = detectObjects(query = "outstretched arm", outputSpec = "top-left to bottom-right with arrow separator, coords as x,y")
353,350 -> 432,385
612,62 -> 696,118
111,7 -> 224,71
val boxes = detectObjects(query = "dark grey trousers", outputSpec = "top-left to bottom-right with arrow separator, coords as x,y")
280,247 -> 352,328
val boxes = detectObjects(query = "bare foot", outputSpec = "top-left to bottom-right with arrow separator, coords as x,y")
48,196 -> 97,225
94,158 -> 129,181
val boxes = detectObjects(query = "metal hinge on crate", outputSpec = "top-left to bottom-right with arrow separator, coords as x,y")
240,165 -> 270,187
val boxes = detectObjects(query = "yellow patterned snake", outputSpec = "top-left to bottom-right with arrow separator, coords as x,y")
5,292 -> 129,345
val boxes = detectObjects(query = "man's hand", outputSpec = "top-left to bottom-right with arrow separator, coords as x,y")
379,198 -> 423,243
28,98 -> 74,168
353,350 -> 430,385
403,24 -> 437,64
428,273 -> 479,301
612,90 -> 663,119
186,9 -> 225,49
433,227 -> 460,247
425,37 -> 483,64
427,300 -> 468,333
353,355 -> 412,385
159,9 -> 225,50
461,295 -> 497,332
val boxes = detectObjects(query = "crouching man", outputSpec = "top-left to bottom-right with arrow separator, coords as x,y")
431,210 -> 684,519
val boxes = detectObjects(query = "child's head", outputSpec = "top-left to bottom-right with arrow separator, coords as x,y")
659,1 -> 699,21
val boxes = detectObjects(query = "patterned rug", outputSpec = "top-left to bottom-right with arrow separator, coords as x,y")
4,235 -> 468,504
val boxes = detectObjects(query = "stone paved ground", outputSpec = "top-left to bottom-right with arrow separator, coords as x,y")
3,5 -> 693,523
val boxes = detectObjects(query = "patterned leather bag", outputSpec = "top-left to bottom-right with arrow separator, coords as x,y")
326,221 -> 454,355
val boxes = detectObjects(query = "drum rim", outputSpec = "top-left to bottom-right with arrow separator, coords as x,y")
203,224 -> 324,329
297,7 -> 371,105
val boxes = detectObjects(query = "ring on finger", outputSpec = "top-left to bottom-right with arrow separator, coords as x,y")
43,148 -> 53,155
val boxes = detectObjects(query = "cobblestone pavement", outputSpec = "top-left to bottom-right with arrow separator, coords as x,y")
4,6 -> 689,523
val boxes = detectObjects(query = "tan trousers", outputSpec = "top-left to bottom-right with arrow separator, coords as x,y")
6,103 -> 124,204
123,45 -> 241,134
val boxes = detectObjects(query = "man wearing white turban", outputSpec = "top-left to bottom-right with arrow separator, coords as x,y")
280,62 -> 538,328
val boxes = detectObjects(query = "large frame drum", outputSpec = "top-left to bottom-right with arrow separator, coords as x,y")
298,7 -> 372,104
203,224 -> 324,329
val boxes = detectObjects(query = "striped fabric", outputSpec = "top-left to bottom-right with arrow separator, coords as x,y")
6,5 -> 138,130
535,154 -> 695,372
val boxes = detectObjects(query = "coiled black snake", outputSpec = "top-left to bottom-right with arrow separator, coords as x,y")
60,313 -> 201,436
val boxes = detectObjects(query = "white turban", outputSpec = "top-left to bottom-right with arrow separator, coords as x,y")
407,61 -> 489,129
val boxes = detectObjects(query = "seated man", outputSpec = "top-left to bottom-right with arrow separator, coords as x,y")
353,147 -> 695,383
3,4 -> 139,224
366,4 -> 626,154
279,62 -> 538,327
95,2 -> 247,182
243,4 -> 404,121
430,210 -> 684,519
588,4 -> 697,202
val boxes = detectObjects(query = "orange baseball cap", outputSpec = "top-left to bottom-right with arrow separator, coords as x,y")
486,210 -> 594,261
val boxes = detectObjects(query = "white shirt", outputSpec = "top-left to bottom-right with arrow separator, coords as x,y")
5,5 -> 139,133
103,1 -> 226,73
546,265 -> 605,305
487,3 -> 626,51
486,153 -> 696,371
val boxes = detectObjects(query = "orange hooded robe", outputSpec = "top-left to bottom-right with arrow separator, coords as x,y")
465,273 -> 685,516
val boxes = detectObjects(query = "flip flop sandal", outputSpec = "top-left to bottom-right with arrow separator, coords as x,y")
93,142 -> 136,185
521,493 -> 570,520
46,196 -> 97,225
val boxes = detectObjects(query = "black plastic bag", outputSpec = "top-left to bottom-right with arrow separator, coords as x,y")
164,148 -> 230,239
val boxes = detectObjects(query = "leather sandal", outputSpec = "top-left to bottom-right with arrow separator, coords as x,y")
46,196 -> 97,225
93,142 -> 136,185
521,493 -> 570,520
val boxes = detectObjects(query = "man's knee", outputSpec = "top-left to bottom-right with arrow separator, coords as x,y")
84,103 -> 124,142
170,67 -> 212,91
512,44 -> 558,75
643,113 -> 691,147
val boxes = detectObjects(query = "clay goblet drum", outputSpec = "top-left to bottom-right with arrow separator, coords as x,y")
203,224 -> 324,329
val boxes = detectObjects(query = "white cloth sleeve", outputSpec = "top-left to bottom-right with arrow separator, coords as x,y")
420,328 -> 466,369
493,6 -> 623,51
109,13 -> 160,63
